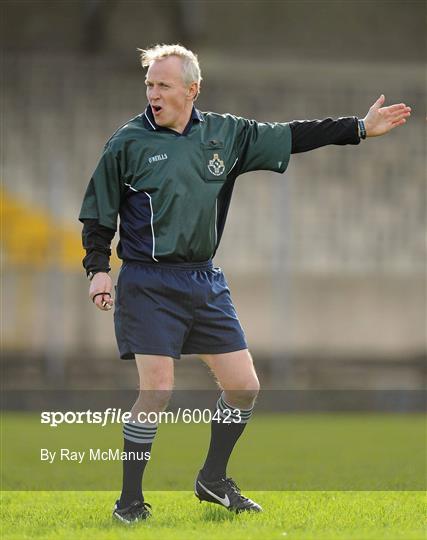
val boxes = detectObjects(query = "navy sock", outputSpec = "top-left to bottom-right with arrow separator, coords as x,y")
201,393 -> 253,482
119,421 -> 157,508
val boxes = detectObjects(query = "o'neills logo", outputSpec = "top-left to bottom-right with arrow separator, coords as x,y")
148,153 -> 168,164
208,153 -> 225,176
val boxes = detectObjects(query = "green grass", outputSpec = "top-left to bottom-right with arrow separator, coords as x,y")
1,413 -> 425,538
1,490 -> 425,540
2,413 -> 425,490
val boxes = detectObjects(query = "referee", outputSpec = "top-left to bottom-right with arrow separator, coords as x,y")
79,44 -> 411,523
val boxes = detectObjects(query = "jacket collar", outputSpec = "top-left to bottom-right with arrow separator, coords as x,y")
143,105 -> 204,135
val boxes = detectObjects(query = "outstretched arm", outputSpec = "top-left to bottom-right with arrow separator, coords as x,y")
289,95 -> 412,154
363,94 -> 411,137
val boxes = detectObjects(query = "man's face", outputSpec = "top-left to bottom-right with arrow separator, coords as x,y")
145,56 -> 195,133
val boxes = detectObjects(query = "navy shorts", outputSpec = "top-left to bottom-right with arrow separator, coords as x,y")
114,260 -> 248,360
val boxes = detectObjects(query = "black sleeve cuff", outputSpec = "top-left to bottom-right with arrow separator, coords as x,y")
81,219 -> 115,275
290,116 -> 360,154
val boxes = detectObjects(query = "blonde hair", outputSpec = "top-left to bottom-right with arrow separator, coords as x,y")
138,44 -> 202,88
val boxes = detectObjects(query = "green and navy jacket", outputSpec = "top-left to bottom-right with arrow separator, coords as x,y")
79,106 -> 359,267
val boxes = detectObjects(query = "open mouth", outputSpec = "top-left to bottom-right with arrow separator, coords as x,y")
152,105 -> 162,115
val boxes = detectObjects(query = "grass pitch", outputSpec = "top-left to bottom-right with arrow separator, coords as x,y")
1,490 -> 425,540
2,413 -> 424,490
1,412 -> 425,538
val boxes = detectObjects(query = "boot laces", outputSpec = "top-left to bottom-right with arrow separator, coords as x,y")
128,501 -> 151,518
224,478 -> 249,502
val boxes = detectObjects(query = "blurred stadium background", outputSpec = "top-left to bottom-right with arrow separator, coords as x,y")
2,0 -> 425,399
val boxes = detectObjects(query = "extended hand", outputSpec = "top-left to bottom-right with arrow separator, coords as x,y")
363,95 -> 411,137
89,272 -> 114,311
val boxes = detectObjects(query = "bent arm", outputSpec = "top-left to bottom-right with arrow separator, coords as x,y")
81,218 -> 115,277
81,219 -> 116,311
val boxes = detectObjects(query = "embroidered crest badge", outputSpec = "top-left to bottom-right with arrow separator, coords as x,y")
208,153 -> 225,176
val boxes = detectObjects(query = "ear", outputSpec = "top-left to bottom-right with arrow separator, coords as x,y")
187,82 -> 199,101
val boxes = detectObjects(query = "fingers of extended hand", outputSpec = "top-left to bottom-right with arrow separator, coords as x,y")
387,111 -> 411,125
391,118 -> 407,128
377,107 -> 411,129
385,103 -> 411,113
381,105 -> 411,118
366,100 -> 411,135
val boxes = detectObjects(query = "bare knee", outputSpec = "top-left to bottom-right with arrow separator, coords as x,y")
140,371 -> 174,392
134,356 -> 174,414
131,388 -> 172,416
138,373 -> 173,412
202,349 -> 260,409
224,376 -> 260,409
138,357 -> 173,388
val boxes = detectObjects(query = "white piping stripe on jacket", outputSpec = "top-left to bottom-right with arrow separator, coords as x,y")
144,191 -> 159,262
214,199 -> 218,246
124,183 -> 158,262
227,157 -> 239,175
124,182 -> 138,192
144,111 -> 157,130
